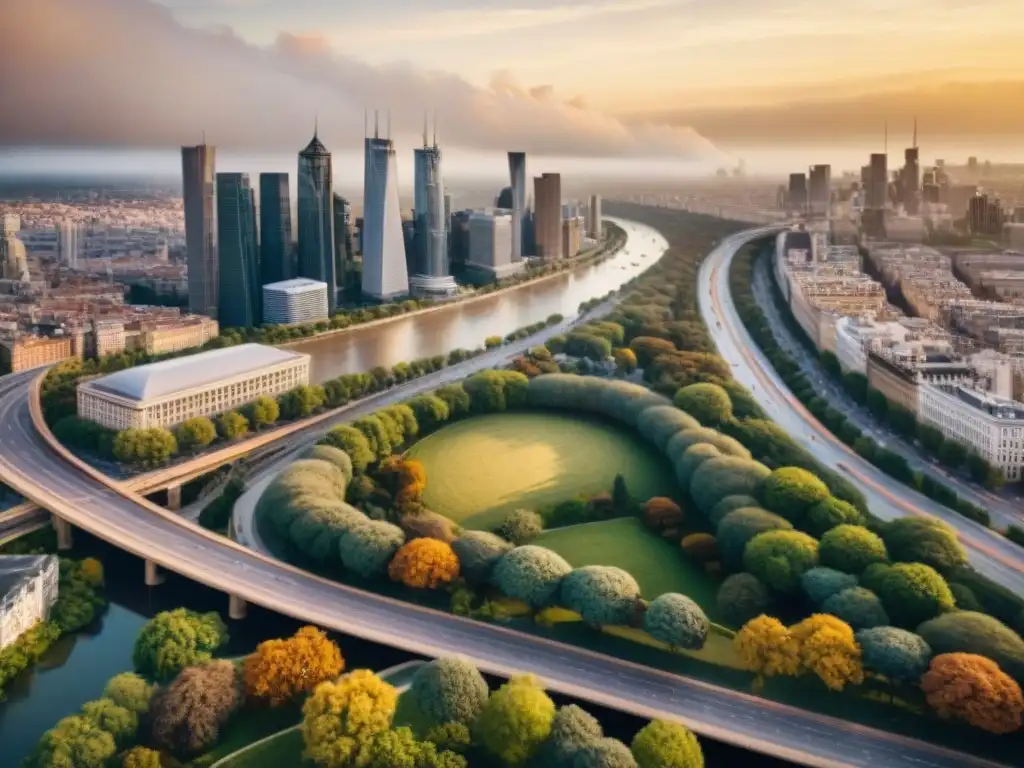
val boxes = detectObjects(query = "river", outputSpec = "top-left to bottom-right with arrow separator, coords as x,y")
290,217 -> 666,383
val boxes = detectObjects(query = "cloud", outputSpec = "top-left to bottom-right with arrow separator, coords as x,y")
0,0 -> 719,161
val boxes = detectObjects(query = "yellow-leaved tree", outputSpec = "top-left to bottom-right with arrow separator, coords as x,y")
301,669 -> 398,768
80,557 -> 105,587
734,615 -> 800,690
791,614 -> 864,691
243,626 -> 345,707
388,538 -> 461,589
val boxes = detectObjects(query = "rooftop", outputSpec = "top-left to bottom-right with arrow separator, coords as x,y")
939,385 -> 1024,420
263,278 -> 328,294
85,343 -> 307,402
0,554 -> 54,596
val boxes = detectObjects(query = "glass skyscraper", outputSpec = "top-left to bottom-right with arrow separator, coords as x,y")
182,144 -> 217,317
508,152 -> 526,261
410,133 -> 456,297
259,172 -> 293,287
362,134 -> 409,300
215,173 -> 260,328
297,133 -> 338,313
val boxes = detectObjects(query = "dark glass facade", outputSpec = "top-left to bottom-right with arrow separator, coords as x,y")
215,173 -> 260,328
297,134 -> 337,313
259,172 -> 293,286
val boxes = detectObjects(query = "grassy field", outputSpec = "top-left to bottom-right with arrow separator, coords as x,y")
535,517 -> 719,619
408,411 -> 678,530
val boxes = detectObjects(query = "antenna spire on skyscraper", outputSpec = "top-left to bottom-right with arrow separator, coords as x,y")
913,117 -> 918,149
432,112 -> 438,149
314,113 -> 318,139
884,120 -> 888,156
423,112 -> 428,148
387,110 -> 391,140
374,110 -> 379,140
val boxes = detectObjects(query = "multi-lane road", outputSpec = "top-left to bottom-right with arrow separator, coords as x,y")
700,228 -> 1024,594
0,222 -> 1014,768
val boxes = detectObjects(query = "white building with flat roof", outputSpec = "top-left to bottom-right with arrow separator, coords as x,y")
918,384 -> 1024,482
468,210 -> 525,279
77,343 -> 310,430
0,555 -> 59,650
262,278 -> 329,325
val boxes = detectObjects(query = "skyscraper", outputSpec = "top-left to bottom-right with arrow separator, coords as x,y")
181,144 -> 217,317
332,193 -> 353,291
58,219 -> 83,269
868,153 -> 888,209
808,165 -> 831,217
362,116 -> 409,300
903,147 -> 921,214
297,132 -> 338,313
587,194 -> 602,240
410,123 -> 456,297
788,173 -> 808,213
533,173 -> 562,260
508,152 -> 526,261
259,173 -> 293,287
215,173 -> 260,328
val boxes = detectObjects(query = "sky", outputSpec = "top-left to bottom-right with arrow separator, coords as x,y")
1,0 -> 1022,175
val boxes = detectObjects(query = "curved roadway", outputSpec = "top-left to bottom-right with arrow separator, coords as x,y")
700,228 -> 1024,594
0,225 -> 1012,768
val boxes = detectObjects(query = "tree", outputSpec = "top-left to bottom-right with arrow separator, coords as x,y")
572,737 -> 637,768
803,498 -> 863,538
717,573 -> 772,627
122,746 -> 162,768
855,626 -> 933,684
635,406 -> 700,451
917,423 -> 945,453
302,670 -> 399,767
791,614 -> 864,691
743,530 -> 820,595
967,453 -> 1004,490
216,411 -> 249,440
644,593 -> 709,650
323,426 -> 375,474
822,587 -> 889,630
917,611 -> 1024,685
630,337 -> 676,368
709,495 -> 760,527
80,557 -> 105,587
303,444 -> 355,485
842,372 -> 868,403
921,653 -> 1023,734
424,722 -> 473,755
150,660 -> 241,756
474,675 -> 556,766
866,389 -> 889,419
280,385 -> 326,419
113,427 -> 178,466
243,626 -> 345,707
534,704 -> 602,768
760,467 -> 830,525
133,609 -> 228,681
410,658 -> 489,727
451,531 -> 513,584
249,395 -> 281,429
680,533 -> 717,563
631,719 -> 704,768
716,507 -> 792,571
561,566 -> 642,627
497,509 -> 544,546
80,697 -> 137,746
407,394 -> 451,434
734,615 -> 801,681
491,545 -> 572,608
565,332 -> 613,361
937,440 -> 968,469
353,726 -> 467,768
614,347 -> 637,374
800,567 -> 858,606
389,538 -> 461,589
29,715 -> 117,768
103,672 -> 154,715
434,384 -> 471,420
675,444 -> 721,489
611,474 -> 632,514
688,457 -> 771,516
339,520 -> 406,579
881,518 -> 967,573
818,525 -> 888,574
175,416 -> 217,451
820,350 -> 841,377
643,498 -> 684,533
673,383 -> 733,426
867,563 -> 955,628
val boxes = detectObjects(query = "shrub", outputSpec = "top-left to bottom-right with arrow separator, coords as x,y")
689,457 -> 771,515
497,509 -> 544,545
760,467 -> 830,524
644,593 -> 709,649
635,406 -> 700,451
132,609 -> 228,682
534,704 -> 603,768
474,675 -> 555,766
734,615 -> 801,679
856,626 -> 933,684
921,653 -> 1024,734
803,497 -> 863,538
869,563 -> 955,628
410,658 -> 489,727
399,510 -> 456,544
709,494 -> 760,527
122,746 -> 162,768
791,614 -> 864,691
174,417 -> 217,452
492,545 -> 573,608
29,716 -> 117,768
242,626 -> 344,707
103,672 -> 154,715
452,531 -> 514,584
572,737 -> 637,768
81,697 -> 137,746
150,660 -> 240,756
800,567 -> 858,605
643,497 -> 684,532
302,444 -> 354,485
388,538 -> 461,589
435,384 -> 471,419
673,383 -> 733,426
680,533 -> 717,563
665,428 -> 750,465
631,720 -> 703,768
216,411 -> 249,440
302,670 -> 399,767
561,566 -> 642,626
339,520 -> 406,579
717,573 -> 772,627
743,530 -> 819,595
322,426 -> 375,473
882,518 -> 967,573
822,587 -> 889,630
948,583 -> 985,613
917,611 -> 1024,685
716,507 -> 792,571
674,443 -> 721,489
818,525 -> 888,575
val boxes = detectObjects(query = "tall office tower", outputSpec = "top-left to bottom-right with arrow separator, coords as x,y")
868,153 -> 888,209
533,172 -> 562,260
587,194 -> 603,239
259,173 -> 293,287
495,187 -> 514,209
903,146 -> 921,214
562,217 -> 581,259
297,132 -> 338,313
332,193 -> 353,291
787,173 -> 808,213
808,165 -> 831,217
410,126 -> 456,296
443,193 -> 453,224
508,152 -> 527,261
181,144 -> 218,317
362,118 -> 409,300
215,173 -> 260,328
0,215 -> 29,282
57,219 -> 83,269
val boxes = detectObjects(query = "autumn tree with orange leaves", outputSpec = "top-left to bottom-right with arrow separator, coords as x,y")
388,538 -> 461,589
734,615 -> 800,690
243,626 -> 345,707
921,653 -> 1024,734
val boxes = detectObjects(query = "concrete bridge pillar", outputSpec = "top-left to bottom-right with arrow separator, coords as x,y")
228,594 -> 247,620
144,559 -> 165,587
52,514 -> 73,551
166,484 -> 182,512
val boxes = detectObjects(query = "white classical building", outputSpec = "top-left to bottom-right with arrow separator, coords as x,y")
77,343 -> 310,430
262,278 -> 329,325
0,555 -> 59,650
918,384 -> 1024,482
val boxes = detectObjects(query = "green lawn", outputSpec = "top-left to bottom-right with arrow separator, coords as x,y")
534,517 -> 719,619
408,411 -> 678,530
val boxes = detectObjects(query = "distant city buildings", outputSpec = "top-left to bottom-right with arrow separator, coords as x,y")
181,144 -> 218,318
332,193 -> 353,290
215,173 -> 260,329
0,215 -> 30,283
263,278 -> 329,325
57,219 -> 83,269
467,209 -> 523,279
808,165 -> 831,217
297,133 -> 338,313
562,217 -> 581,260
410,127 -> 456,297
361,122 -> 409,301
508,152 -> 527,262
533,173 -> 563,260
587,194 -> 603,240
259,172 -> 293,287
0,335 -> 74,374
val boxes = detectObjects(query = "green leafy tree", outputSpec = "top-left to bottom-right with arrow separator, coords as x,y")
339,520 -> 406,579
643,593 -> 709,649
819,525 -> 888,575
303,445 -> 355,485
856,626 -> 933,684
882,518 -> 967,572
688,457 -> 771,516
474,675 -> 556,766
822,587 -> 889,630
354,415 -> 392,462
800,567 -> 858,605
534,704 -> 603,768
497,509 -> 544,546
716,507 -> 792,571
248,395 -> 280,429
635,406 -> 700,451
452,531 -> 513,583
103,672 -> 154,715
434,384 -> 471,419
424,722 -> 472,755
323,426 -> 375,473
354,726 -> 467,768
674,443 -> 721,489
804,498 -> 863,538
174,416 -> 217,452
302,670 -> 399,768
561,566 -> 642,627
410,658 -> 490,727
406,394 -> 451,434
132,608 -> 228,681
709,495 -> 760,527
631,719 -> 704,768
81,697 -> 137,747
716,573 -> 772,627
122,746 -> 162,768
917,611 -> 1024,685
572,737 -> 637,768
673,383 -> 733,426
937,440 -> 968,469
280,385 -> 327,419
760,467 -> 830,525
491,545 -> 572,608
28,715 -> 117,768
216,411 -> 249,440
867,563 -> 956,628
743,530 -> 819,595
